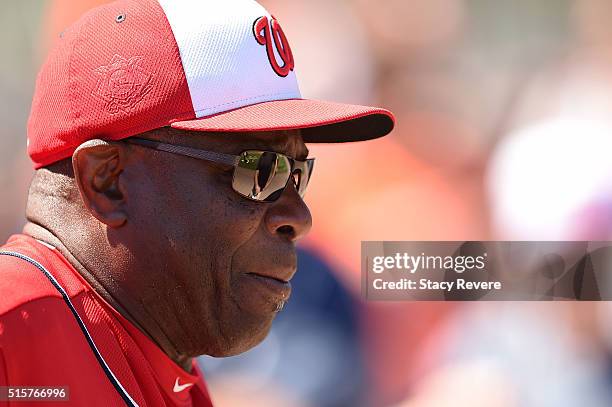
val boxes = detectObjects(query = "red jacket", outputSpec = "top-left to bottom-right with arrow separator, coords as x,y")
0,234 -> 213,406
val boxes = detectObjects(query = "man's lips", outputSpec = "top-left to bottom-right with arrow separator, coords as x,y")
245,268 -> 295,302
247,272 -> 288,284
246,267 -> 295,284
245,251 -> 297,283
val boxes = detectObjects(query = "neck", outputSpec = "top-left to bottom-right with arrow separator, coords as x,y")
22,221 -> 194,372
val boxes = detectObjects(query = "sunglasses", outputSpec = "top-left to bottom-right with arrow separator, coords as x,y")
126,137 -> 315,202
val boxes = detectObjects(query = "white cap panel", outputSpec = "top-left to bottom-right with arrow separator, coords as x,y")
158,0 -> 301,118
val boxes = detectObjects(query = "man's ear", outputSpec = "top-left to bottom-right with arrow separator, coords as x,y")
72,139 -> 128,228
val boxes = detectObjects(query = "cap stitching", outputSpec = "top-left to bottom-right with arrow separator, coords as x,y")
66,25 -> 80,141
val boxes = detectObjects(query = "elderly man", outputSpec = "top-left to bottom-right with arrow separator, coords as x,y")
0,0 -> 393,405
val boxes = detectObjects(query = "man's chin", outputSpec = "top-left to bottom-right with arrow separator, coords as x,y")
230,271 -> 292,321
203,316 -> 274,357
195,276 -> 288,357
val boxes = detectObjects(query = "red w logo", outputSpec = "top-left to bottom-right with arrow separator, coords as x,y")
253,16 -> 295,77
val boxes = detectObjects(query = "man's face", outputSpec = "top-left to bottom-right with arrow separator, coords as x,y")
119,128 -> 312,357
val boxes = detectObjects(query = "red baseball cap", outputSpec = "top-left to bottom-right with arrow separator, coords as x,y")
27,0 -> 395,169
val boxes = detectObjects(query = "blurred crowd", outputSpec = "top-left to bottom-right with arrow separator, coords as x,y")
2,0 -> 612,406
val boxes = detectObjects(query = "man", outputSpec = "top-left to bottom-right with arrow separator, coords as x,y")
0,0 -> 394,405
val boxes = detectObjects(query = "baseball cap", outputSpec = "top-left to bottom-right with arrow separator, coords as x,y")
27,0 -> 395,169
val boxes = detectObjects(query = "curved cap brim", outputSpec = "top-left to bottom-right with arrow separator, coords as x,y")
170,98 -> 395,143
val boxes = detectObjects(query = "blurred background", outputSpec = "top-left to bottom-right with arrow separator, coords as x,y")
2,0 -> 612,406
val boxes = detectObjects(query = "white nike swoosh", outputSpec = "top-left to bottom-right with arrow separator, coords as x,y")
173,378 -> 195,393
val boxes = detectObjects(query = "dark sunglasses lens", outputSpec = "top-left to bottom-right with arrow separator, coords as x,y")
233,152 -> 314,202
233,151 -> 291,202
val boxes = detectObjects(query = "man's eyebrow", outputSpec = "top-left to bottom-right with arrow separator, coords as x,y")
280,135 -> 310,160
298,147 -> 310,160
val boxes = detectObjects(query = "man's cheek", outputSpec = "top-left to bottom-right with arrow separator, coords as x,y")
220,198 -> 267,241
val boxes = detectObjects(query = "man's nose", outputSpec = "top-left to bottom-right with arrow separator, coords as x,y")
264,182 -> 312,242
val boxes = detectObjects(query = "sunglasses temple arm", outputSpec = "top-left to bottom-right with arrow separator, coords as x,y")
127,137 -> 239,167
